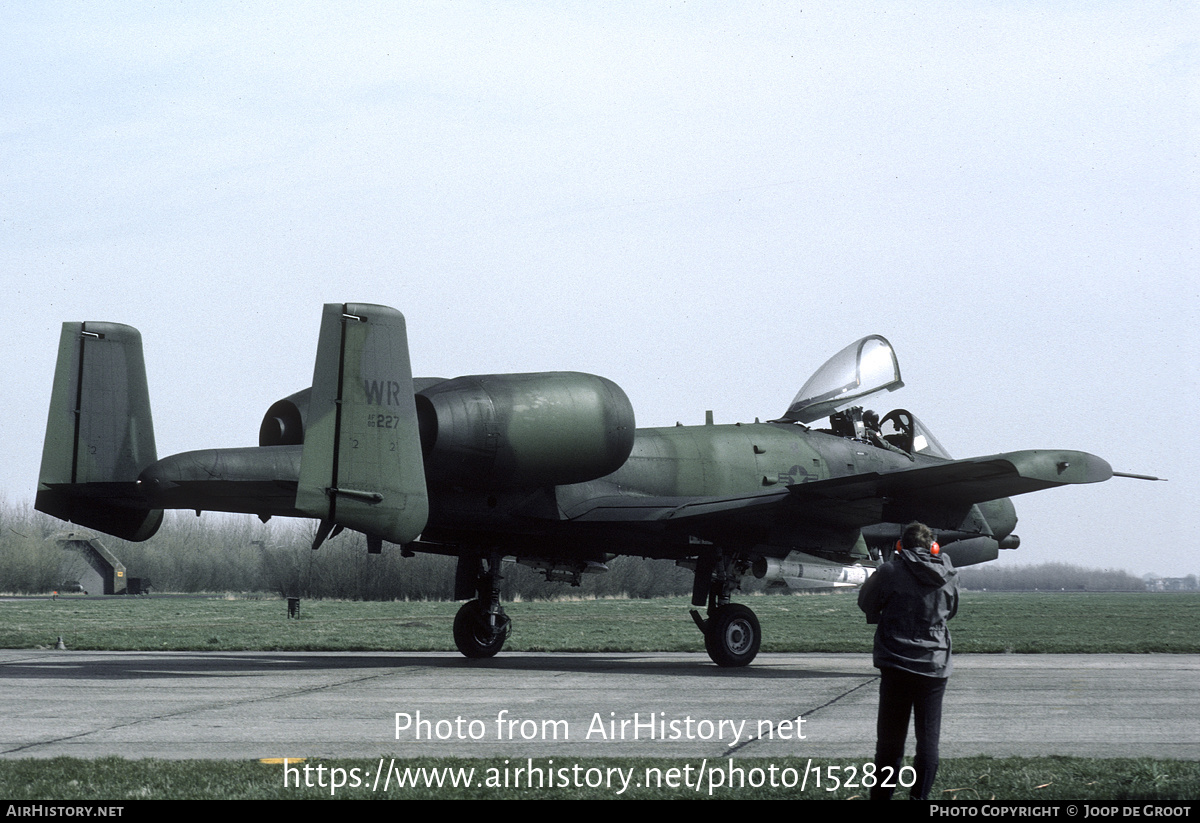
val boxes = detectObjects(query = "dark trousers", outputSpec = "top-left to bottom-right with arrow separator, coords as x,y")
871,667 -> 948,800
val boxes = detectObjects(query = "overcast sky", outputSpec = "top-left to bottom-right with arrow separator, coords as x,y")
3,3 -> 1195,575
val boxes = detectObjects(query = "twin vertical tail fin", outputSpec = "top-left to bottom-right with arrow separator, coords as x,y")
35,306 -> 429,548
296,304 -> 429,547
36,322 -> 163,541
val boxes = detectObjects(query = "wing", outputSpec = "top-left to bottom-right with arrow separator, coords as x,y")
563,449 -> 1112,532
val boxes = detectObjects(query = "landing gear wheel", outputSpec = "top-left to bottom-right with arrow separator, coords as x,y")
704,604 -> 761,667
453,600 -> 509,659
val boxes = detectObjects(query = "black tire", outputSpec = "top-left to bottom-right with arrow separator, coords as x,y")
453,600 -> 509,659
704,603 -> 761,667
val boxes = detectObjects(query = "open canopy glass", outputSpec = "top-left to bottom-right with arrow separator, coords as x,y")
781,334 -> 903,424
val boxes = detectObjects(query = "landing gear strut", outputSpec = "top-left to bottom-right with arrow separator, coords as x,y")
690,551 -> 761,667
452,553 -> 510,659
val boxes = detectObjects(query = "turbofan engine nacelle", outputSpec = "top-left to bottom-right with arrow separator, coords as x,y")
257,372 -> 636,490
417,372 -> 635,489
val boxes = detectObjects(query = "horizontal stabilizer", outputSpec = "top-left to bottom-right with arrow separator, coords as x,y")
137,445 -> 303,516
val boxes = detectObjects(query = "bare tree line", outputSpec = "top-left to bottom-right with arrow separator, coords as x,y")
956,562 -> 1147,592
0,500 -> 693,599
0,499 -> 1165,598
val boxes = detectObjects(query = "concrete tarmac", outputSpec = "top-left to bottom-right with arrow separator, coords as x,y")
1,650 -> 1196,761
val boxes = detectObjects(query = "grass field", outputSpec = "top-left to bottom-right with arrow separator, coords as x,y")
1,591 -> 1197,654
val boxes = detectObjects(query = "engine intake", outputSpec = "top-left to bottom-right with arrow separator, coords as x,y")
259,389 -> 311,446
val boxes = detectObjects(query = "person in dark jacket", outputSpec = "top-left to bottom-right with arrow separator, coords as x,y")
858,521 -> 959,800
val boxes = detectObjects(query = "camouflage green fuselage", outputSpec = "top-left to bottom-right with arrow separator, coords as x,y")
421,420 -> 962,565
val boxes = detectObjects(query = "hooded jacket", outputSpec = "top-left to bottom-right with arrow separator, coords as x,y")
858,548 -> 959,678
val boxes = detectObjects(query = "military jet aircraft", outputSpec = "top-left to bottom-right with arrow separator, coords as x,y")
36,303 -> 1137,666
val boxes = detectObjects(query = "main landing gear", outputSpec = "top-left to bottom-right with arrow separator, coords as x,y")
453,599 -> 510,658
448,548 -> 763,667
691,552 -> 761,667
453,553 -> 510,659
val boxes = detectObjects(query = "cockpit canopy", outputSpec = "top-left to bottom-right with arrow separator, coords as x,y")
781,334 -> 952,459
782,335 -> 903,424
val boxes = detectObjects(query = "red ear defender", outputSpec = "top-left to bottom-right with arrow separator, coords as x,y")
931,541 -> 940,555
895,540 -> 902,553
